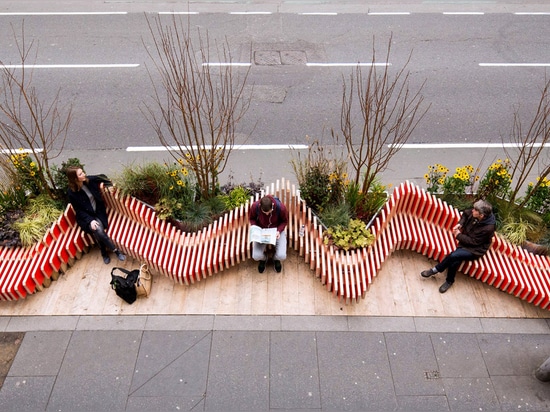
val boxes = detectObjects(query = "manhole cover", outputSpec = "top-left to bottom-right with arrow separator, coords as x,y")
281,50 -> 307,65
254,51 -> 281,65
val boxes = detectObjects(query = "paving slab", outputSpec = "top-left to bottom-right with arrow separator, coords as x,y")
47,330 -> 142,411
316,331 -> 397,411
206,331 -> 270,411
7,331 -> 71,376
385,332 -> 445,397
432,333 -> 489,378
477,333 -> 550,376
130,331 -> 211,402
270,331 -> 321,409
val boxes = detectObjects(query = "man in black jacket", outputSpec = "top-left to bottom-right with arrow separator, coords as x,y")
421,199 -> 496,293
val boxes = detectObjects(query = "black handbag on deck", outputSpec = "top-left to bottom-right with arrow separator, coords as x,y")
110,267 -> 139,304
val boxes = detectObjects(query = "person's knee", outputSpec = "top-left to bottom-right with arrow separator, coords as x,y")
274,250 -> 287,261
252,246 -> 266,261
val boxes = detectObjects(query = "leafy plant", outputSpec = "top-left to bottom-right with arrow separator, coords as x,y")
180,202 -> 213,232
477,159 -> 512,201
523,176 -> 550,215
291,137 -> 348,215
299,166 -> 331,214
0,185 -> 28,215
219,186 -> 251,210
424,163 -> 449,194
324,218 -> 375,251
352,181 -> 388,224
318,202 -> 351,229
442,165 -> 477,196
13,194 -> 63,247
500,216 -> 538,245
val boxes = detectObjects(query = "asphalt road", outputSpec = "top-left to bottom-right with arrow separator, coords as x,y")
0,1 -> 549,185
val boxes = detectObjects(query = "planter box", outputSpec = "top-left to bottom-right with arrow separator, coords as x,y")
1,179 -> 550,310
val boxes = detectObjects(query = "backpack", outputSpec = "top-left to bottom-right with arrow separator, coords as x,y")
110,267 -> 139,304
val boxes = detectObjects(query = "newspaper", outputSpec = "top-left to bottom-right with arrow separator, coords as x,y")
248,225 -> 277,245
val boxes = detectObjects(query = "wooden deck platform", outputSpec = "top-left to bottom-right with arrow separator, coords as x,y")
1,246 -> 549,318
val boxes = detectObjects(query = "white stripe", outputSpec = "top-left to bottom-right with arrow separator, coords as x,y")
1,148 -> 43,154
0,12 -> 127,15
202,63 -> 252,67
229,12 -> 272,15
368,12 -> 411,15
479,63 -> 550,67
306,62 -> 391,67
0,64 -> 140,69
126,144 -> 309,152
394,143 -> 550,149
158,11 -> 199,15
299,12 -> 338,15
514,12 -> 550,15
443,12 -> 485,15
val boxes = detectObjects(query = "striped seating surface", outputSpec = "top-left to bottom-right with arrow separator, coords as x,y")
0,179 -> 549,310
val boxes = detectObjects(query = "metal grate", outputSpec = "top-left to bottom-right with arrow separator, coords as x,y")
424,370 -> 440,380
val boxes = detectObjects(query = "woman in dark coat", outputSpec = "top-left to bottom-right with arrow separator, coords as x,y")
66,166 -> 126,264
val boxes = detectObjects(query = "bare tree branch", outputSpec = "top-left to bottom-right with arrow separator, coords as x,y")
333,35 -> 430,194
142,14 -> 252,199
505,78 -> 550,208
0,22 -> 72,199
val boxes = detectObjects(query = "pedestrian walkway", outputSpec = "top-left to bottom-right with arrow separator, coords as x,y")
1,247 -> 550,411
0,314 -> 549,411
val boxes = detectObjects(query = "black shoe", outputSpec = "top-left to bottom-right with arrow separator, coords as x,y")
274,260 -> 282,273
258,260 -> 266,273
102,254 -> 111,264
439,281 -> 453,293
421,269 -> 435,278
115,250 -> 126,261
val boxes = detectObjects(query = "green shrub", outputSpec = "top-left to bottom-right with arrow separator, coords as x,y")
324,218 -> 375,251
318,202 -> 351,229
13,195 -> 63,247
181,202 -> 212,232
219,186 -> 251,210
0,185 -> 28,215
352,181 -> 388,223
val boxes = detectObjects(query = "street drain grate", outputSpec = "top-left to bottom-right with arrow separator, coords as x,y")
424,370 -> 440,380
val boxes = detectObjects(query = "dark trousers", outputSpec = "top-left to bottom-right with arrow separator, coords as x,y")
435,247 -> 478,284
92,220 -> 116,256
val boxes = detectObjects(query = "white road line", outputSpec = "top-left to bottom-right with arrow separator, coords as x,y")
479,63 -> 550,67
1,148 -> 42,154
158,11 -> 199,15
0,12 -> 127,15
307,63 -> 391,67
127,144 -> 309,152
395,143 -> 550,149
202,63 -> 252,67
230,11 -> 272,15
0,64 -> 140,69
368,12 -> 411,15
442,12 -> 485,15
299,12 -> 338,15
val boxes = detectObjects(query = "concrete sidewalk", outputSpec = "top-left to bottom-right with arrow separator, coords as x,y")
0,315 -> 549,411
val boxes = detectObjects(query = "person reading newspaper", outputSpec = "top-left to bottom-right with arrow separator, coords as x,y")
249,195 -> 289,273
